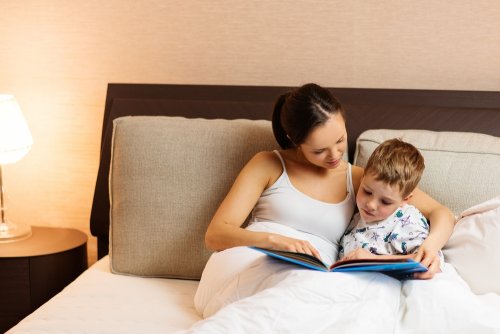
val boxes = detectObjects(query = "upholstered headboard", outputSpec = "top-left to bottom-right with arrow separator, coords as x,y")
90,84 -> 500,259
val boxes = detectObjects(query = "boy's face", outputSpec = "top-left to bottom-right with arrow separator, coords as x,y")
356,172 -> 410,223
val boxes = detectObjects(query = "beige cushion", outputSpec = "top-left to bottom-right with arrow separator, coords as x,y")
109,116 -> 278,279
443,196 -> 500,295
354,129 -> 500,216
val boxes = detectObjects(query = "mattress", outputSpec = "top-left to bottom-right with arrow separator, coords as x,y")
7,256 -> 201,333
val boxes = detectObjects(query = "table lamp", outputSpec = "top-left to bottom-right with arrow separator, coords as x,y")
0,94 -> 33,242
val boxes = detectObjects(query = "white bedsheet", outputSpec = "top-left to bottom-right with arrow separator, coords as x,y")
7,256 -> 201,334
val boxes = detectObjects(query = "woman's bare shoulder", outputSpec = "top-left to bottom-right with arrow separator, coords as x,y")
351,164 -> 364,193
351,164 -> 364,176
246,151 -> 284,185
248,151 -> 283,171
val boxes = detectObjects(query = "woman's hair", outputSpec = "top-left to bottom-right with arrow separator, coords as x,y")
364,138 -> 425,198
272,83 -> 345,149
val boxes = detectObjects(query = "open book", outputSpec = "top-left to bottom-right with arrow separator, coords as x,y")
251,247 -> 427,279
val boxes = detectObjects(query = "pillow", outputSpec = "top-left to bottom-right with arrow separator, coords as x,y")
354,129 -> 500,216
109,116 -> 278,279
443,196 -> 500,295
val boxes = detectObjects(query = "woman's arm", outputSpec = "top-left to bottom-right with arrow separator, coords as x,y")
205,151 -> 321,258
408,187 -> 456,279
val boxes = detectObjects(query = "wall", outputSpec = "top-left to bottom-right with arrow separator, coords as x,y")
1,1 -> 499,264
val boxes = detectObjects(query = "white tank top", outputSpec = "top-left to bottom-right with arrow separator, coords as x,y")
249,150 -> 356,247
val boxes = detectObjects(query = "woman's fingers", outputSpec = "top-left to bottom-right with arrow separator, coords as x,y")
413,248 -> 423,263
310,246 -> 321,260
414,256 -> 441,279
295,241 -> 321,260
269,234 -> 322,261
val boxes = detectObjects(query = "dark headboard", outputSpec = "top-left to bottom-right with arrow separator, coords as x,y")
91,84 -> 500,259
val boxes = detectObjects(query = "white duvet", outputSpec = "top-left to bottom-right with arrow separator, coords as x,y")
187,220 -> 500,334
8,200 -> 500,333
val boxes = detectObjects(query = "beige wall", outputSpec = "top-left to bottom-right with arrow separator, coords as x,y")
1,1 -> 499,264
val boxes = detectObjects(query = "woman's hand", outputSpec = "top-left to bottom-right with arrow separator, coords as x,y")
266,234 -> 322,260
341,248 -> 376,261
408,187 -> 454,280
412,240 -> 442,279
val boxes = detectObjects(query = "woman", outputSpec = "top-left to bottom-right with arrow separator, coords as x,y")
191,83 -> 457,332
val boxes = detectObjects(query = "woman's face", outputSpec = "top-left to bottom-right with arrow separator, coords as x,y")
299,113 -> 347,169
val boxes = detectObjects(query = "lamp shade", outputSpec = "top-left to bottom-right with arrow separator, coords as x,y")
0,95 -> 33,164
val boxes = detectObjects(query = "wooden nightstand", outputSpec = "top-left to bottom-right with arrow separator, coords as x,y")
0,226 -> 88,332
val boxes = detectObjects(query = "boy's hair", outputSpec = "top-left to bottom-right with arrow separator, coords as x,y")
364,138 -> 425,198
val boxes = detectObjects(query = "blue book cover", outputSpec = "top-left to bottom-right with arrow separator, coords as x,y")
250,247 -> 427,279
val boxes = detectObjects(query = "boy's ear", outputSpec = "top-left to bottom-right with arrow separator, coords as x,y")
402,192 -> 413,203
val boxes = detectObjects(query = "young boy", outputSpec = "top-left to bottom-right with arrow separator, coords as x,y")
339,138 -> 444,266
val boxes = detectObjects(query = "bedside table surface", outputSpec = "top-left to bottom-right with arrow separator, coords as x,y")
0,226 -> 87,258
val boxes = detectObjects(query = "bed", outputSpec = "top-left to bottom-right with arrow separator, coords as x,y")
7,84 -> 500,333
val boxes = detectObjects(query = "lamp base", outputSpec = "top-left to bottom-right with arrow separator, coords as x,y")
0,220 -> 32,242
